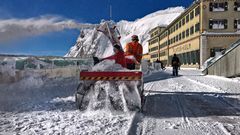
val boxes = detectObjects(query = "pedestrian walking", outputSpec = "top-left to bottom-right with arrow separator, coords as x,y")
171,54 -> 180,76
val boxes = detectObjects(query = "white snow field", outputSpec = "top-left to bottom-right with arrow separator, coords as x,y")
1,68 -> 240,135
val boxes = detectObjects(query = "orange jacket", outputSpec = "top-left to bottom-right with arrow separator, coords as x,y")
125,42 -> 143,63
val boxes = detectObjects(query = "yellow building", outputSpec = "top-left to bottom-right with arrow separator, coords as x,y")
148,0 -> 240,68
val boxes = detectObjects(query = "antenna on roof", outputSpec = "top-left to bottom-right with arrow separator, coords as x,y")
110,4 -> 112,20
108,0 -> 112,20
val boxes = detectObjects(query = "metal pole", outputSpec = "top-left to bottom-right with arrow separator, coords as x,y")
110,5 -> 112,20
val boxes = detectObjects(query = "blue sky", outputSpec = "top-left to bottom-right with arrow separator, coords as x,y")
0,0 -> 193,56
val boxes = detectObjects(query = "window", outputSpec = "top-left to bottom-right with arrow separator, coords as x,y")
176,35 -> 178,42
187,52 -> 191,64
160,41 -> 168,49
196,50 -> 200,64
191,51 -> 196,64
186,14 -> 189,23
150,38 -> 158,45
209,2 -> 228,12
182,18 -> 185,25
182,31 -> 185,39
195,6 -> 200,16
151,54 -> 158,58
210,48 -> 225,57
234,19 -> 240,29
195,23 -> 200,32
234,2 -> 240,11
179,21 -> 182,28
190,11 -> 194,20
179,33 -> 182,40
178,54 -> 183,64
190,26 -> 194,35
186,29 -> 189,37
159,51 -> 166,57
209,19 -> 227,29
152,46 -> 158,51
183,53 -> 187,64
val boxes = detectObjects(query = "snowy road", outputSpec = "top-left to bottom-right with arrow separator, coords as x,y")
1,69 -> 240,134
132,69 -> 240,135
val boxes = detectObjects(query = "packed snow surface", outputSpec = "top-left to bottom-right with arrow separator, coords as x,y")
1,68 -> 240,134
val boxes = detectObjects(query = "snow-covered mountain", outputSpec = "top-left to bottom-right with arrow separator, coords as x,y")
65,7 -> 185,57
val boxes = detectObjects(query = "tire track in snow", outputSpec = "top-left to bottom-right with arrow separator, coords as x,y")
184,76 -> 240,112
127,82 -> 156,135
165,76 -> 231,134
141,82 -> 157,134
167,78 -> 190,124
178,76 -> 240,135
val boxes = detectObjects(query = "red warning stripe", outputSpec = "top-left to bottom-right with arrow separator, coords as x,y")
80,71 -> 142,81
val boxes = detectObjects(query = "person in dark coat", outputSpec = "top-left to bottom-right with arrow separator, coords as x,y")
171,54 -> 180,76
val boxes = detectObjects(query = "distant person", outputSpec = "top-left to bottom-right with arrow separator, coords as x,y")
156,59 -> 166,70
125,35 -> 143,70
155,59 -> 161,70
171,54 -> 180,76
160,61 -> 166,70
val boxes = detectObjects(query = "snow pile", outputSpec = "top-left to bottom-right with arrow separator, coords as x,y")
65,7 -> 184,57
0,58 -> 16,77
91,60 -> 124,71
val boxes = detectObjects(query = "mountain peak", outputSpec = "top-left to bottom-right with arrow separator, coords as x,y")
65,7 -> 185,57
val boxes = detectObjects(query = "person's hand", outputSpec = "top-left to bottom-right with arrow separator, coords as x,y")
93,57 -> 100,65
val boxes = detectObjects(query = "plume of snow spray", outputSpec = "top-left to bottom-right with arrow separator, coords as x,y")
0,16 -> 95,42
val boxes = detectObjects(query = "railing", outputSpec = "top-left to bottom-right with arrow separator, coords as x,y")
0,55 -> 93,70
0,55 -> 93,83
202,39 -> 240,77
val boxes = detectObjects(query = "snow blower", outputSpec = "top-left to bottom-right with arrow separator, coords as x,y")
75,21 -> 144,111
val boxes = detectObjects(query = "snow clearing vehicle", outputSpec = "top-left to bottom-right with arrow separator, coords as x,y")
75,21 -> 144,112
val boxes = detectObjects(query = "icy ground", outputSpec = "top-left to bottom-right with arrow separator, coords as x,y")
1,68 -> 240,135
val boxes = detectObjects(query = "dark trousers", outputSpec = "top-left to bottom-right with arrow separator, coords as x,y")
127,63 -> 135,70
172,66 -> 179,76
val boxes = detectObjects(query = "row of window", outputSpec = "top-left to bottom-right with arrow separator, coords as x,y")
159,51 -> 166,57
151,53 -> 158,59
150,30 -> 159,38
209,19 -> 240,29
169,50 -> 200,65
156,2 -> 240,44
169,6 -> 200,35
160,32 -> 168,40
149,46 -> 158,52
150,51 -> 167,59
209,2 -> 240,12
160,41 -> 168,49
169,23 -> 200,45
149,38 -> 158,45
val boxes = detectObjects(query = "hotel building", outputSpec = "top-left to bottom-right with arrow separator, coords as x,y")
148,0 -> 240,68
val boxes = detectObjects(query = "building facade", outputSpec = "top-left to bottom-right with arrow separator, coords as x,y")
148,0 -> 240,68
